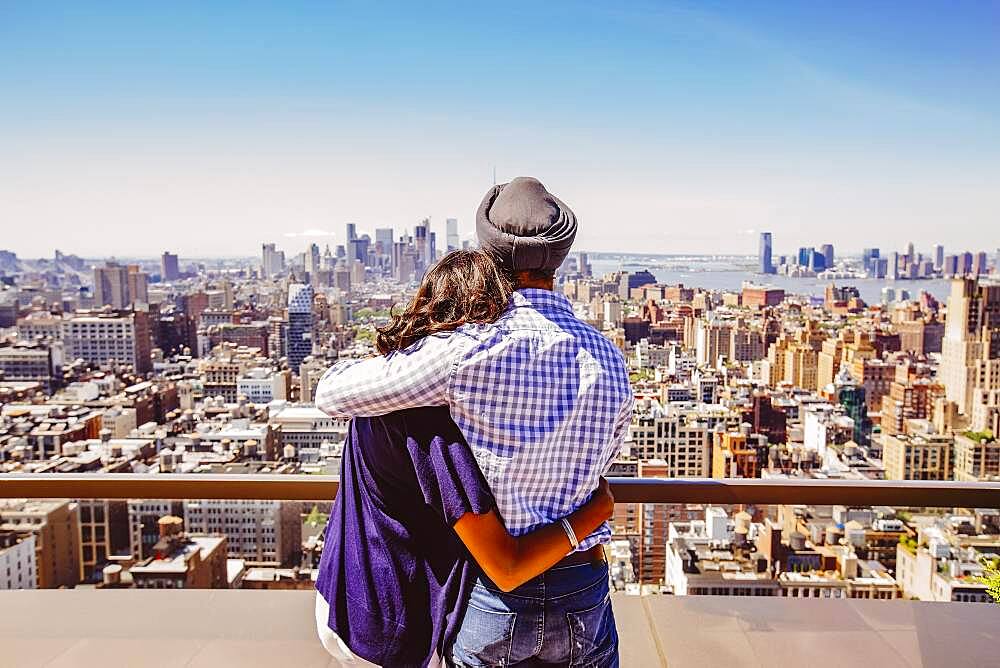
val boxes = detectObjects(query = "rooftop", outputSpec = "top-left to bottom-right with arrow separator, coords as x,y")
1,590 -> 996,667
2,474 -> 999,665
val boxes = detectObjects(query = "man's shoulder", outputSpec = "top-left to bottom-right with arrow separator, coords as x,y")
563,316 -> 628,365
499,305 -> 628,367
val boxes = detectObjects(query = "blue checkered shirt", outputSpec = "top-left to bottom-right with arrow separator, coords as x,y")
315,288 -> 634,551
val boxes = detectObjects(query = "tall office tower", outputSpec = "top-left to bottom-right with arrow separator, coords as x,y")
374,227 -> 394,254
429,231 -> 437,264
905,241 -> 915,263
93,262 -> 130,308
797,247 -> 814,268
414,219 -> 431,269
809,250 -> 826,273
391,238 -> 405,277
889,252 -> 900,280
285,283 -> 314,375
835,368 -> 871,446
820,244 -> 835,269
446,218 -> 460,252
161,252 -> 180,281
345,223 -> 357,242
261,243 -> 285,278
758,232 -> 774,274
695,318 -> 734,367
960,252 -> 974,276
943,255 -> 959,277
349,235 -> 371,265
973,251 -> 988,277
305,243 -> 321,275
861,248 -> 880,275
578,252 -> 593,278
940,277 -> 1000,415
397,247 -> 419,283
267,316 -> 287,359
126,265 -> 149,305
933,245 -> 945,271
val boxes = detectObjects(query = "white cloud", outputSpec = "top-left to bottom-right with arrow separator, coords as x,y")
283,229 -> 337,238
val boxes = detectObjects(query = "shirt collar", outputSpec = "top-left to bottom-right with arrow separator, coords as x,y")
511,288 -> 574,315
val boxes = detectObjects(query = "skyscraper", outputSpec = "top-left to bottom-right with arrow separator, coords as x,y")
375,228 -> 394,272
940,277 -> 1000,415
414,219 -> 431,271
93,262 -> 130,308
261,243 -> 285,278
862,248 -> 881,275
126,265 -> 149,305
305,243 -> 321,275
345,223 -> 357,242
161,252 -> 180,281
809,250 -> 826,273
933,244 -> 945,271
348,235 -> 370,265
758,233 -> 774,274
820,244 -> 835,269
797,247 -> 814,268
446,218 -> 460,252
960,252 -> 974,276
374,228 -> 394,254
973,251 -> 988,277
835,367 -> 871,446
93,261 -> 149,308
285,283 -> 314,375
943,255 -> 959,278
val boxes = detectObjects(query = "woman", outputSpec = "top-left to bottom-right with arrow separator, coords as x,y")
316,250 -> 615,667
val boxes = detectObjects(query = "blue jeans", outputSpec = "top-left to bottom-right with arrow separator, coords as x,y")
449,561 -> 618,667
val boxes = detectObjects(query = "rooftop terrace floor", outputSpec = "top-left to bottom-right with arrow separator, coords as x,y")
1,590 -> 996,667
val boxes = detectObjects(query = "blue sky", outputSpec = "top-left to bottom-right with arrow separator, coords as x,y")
1,1 -> 998,258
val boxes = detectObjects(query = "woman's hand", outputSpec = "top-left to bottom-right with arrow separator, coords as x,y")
591,477 -> 615,520
452,476 -> 618,592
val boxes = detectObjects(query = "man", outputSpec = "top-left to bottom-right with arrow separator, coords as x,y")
316,177 -> 632,664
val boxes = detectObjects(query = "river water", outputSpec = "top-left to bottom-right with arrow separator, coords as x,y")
588,261 -> 952,304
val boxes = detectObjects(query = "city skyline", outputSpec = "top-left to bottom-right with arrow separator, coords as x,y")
3,2 -> 1000,257
3,227 -> 1000,263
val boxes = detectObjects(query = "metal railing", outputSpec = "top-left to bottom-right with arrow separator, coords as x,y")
2,473 -> 999,507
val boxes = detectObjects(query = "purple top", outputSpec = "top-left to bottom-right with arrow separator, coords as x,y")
315,407 -> 493,667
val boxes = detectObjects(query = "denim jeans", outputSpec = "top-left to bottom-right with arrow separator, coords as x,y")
449,561 -> 618,667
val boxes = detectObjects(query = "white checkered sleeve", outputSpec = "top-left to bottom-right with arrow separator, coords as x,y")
607,391 -> 635,469
313,335 -> 462,417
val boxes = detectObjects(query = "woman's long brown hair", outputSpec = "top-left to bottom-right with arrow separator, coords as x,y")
375,249 -> 513,355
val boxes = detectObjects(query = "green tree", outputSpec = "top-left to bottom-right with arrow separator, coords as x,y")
305,504 -> 324,528
977,556 -> 1000,603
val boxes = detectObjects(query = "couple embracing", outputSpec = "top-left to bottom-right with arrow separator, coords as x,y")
314,177 -> 633,667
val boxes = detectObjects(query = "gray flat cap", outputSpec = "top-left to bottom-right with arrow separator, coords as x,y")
476,176 -> 577,272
